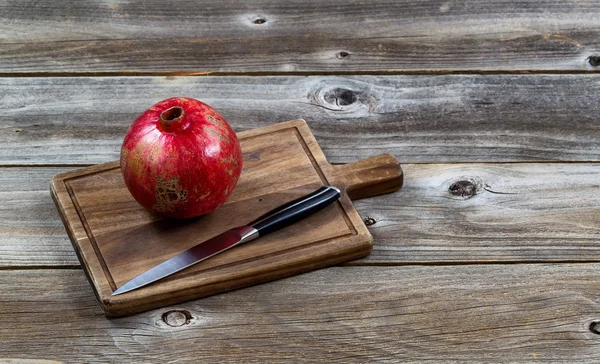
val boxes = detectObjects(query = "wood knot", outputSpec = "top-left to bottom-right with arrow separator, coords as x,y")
162,310 -> 192,327
310,80 -> 373,114
449,180 -> 478,199
588,56 -> 600,67
364,217 -> 376,226
254,18 -> 266,24
324,88 -> 358,107
590,321 -> 600,334
336,51 -> 350,59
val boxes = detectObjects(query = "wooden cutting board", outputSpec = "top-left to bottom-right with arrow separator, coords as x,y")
51,120 -> 403,317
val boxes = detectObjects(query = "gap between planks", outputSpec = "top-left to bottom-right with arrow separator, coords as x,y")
7,260 -> 600,271
3,160 -> 600,169
1,70 -> 600,78
0,265 -> 82,271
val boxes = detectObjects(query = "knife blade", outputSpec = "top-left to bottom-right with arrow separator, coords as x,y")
112,185 -> 341,295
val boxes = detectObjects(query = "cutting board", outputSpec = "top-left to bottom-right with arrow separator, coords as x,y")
51,120 -> 403,317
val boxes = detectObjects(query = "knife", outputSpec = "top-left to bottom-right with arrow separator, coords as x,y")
112,185 -> 341,295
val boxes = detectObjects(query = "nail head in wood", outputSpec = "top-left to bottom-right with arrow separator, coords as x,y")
364,217 -> 376,226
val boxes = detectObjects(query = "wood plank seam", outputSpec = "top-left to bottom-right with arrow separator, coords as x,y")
0,70 -> 599,77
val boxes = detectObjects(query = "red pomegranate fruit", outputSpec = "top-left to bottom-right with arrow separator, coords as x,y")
120,97 -> 242,219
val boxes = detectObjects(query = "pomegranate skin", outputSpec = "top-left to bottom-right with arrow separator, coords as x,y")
120,97 -> 242,219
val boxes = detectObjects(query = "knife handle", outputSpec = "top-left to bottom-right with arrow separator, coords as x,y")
251,186 -> 341,237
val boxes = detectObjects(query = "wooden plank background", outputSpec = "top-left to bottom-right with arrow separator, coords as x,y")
1,0 -> 599,362
0,0 -> 599,73
2,265 -> 600,362
2,75 -> 599,165
2,163 -> 599,267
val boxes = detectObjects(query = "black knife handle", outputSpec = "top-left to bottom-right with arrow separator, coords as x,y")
251,186 -> 341,237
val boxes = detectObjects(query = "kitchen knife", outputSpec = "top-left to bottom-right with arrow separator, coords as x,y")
112,185 -> 341,295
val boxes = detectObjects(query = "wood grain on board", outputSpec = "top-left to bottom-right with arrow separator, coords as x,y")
1,265 -> 600,363
2,75 -> 599,165
1,162 -> 597,268
1,0 -> 599,73
50,120 -> 402,316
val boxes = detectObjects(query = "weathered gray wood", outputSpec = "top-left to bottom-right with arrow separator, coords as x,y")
1,265 -> 600,362
354,162 -> 600,264
0,168 -> 77,267
2,75 -> 599,165
0,0 -> 599,73
2,163 -> 598,267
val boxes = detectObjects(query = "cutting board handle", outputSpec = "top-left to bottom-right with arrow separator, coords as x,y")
328,154 -> 403,200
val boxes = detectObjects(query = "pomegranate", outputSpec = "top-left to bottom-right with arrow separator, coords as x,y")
120,97 -> 242,219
